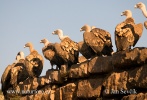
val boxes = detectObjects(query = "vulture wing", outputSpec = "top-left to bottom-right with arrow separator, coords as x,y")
25,51 -> 44,77
42,43 -> 55,60
84,28 -> 113,55
115,17 -> 136,51
133,23 -> 143,46
60,37 -> 79,64
78,41 -> 95,59
42,43 -> 64,69
10,59 -> 29,87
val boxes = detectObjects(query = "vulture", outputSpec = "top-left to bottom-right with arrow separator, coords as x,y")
24,42 -> 44,77
40,38 -> 64,69
1,53 -> 21,98
135,2 -> 147,29
52,29 -> 79,67
80,24 -> 113,56
10,51 -> 29,88
115,10 -> 143,52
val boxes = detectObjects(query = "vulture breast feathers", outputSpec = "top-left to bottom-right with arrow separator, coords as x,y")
52,29 -> 79,67
24,42 -> 44,77
40,38 -> 64,69
115,10 -> 143,51
80,24 -> 113,56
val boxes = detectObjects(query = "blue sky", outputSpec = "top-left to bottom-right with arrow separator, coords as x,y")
0,0 -> 147,88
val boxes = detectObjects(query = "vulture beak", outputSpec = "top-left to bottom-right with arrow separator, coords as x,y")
80,28 -> 83,32
40,40 -> 43,43
24,45 -> 26,48
52,31 -> 55,34
121,12 -> 124,16
134,5 -> 137,8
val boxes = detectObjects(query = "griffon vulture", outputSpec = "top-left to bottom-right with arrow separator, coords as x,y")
115,10 -> 143,51
80,24 -> 113,56
40,38 -> 64,69
24,42 -> 44,77
52,29 -> 79,67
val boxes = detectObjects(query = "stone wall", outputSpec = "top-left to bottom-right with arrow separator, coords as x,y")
6,47 -> 147,100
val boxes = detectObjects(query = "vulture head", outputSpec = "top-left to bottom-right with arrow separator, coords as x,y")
121,10 -> 132,19
24,42 -> 33,48
52,29 -> 69,40
134,2 -> 146,11
52,29 -> 63,35
17,51 -> 25,59
40,38 -> 50,47
24,42 -> 35,53
80,24 -> 91,32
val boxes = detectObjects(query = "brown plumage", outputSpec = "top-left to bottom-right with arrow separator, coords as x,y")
115,10 -> 143,51
78,41 -> 95,59
24,42 -> 44,77
80,24 -> 113,56
40,38 -> 64,69
52,29 -> 79,67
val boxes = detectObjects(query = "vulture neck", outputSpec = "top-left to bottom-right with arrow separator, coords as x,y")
141,7 -> 147,18
29,45 -> 34,53
58,32 -> 68,40
126,13 -> 132,19
45,40 -> 49,47
20,55 -> 25,59
85,26 -> 91,32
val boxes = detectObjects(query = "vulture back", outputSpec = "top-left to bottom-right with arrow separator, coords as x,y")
10,59 -> 29,87
42,43 -> 65,69
42,43 -> 55,60
61,37 -> 79,64
84,28 -> 113,56
25,51 -> 44,77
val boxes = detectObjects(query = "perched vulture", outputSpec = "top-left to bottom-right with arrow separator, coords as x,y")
40,38 -> 64,69
135,2 -> 147,29
115,10 -> 143,52
1,53 -> 21,97
10,51 -> 29,88
24,42 -> 44,77
80,24 -> 113,56
52,29 -> 79,67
